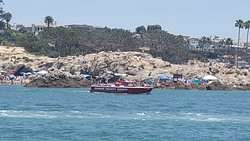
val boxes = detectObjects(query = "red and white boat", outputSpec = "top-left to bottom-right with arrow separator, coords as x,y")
90,81 -> 153,94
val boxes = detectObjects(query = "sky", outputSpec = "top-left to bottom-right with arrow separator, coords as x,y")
3,0 -> 250,40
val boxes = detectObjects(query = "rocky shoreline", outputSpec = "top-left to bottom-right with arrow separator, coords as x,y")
0,46 -> 249,90
25,71 -> 91,88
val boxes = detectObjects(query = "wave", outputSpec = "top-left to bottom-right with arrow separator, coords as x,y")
0,110 -> 109,119
0,110 -> 249,123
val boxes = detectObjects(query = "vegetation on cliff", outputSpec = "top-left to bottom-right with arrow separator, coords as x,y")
14,25 -> 197,64
0,0 -> 249,64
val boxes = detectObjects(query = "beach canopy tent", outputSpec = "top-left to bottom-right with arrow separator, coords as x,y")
143,78 -> 155,85
8,74 -> 16,80
37,70 -> 48,75
20,72 -> 32,76
114,73 -> 127,77
193,79 -> 202,85
173,74 -> 183,82
82,74 -> 91,80
0,70 -> 7,75
203,75 -> 218,81
159,74 -> 172,80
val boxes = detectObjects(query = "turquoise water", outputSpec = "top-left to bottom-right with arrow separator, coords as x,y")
0,85 -> 250,141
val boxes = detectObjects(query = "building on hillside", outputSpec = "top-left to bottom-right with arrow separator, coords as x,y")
244,42 -> 250,47
231,44 -> 246,52
188,38 -> 199,50
29,22 -> 58,35
238,60 -> 249,69
65,24 -> 95,31
31,24 -> 46,35
23,27 -> 32,33
211,36 -> 221,43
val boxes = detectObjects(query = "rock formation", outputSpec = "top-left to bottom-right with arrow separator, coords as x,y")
0,46 -> 249,89
25,70 -> 91,88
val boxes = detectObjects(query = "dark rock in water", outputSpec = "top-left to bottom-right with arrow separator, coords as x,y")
206,81 -> 228,90
25,73 -> 91,88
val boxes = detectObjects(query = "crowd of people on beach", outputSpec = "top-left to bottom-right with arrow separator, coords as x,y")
0,65 -> 220,90
0,74 -> 26,85
0,71 -> 216,89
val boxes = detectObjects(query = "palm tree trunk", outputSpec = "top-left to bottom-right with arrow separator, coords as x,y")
247,28 -> 249,53
236,27 -> 241,68
6,22 -> 8,30
238,28 -> 241,45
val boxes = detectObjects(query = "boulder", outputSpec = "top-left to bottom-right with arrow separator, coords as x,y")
11,64 -> 33,76
206,81 -> 228,90
25,71 -> 91,88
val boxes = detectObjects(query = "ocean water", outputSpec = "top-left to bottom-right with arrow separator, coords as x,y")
0,85 -> 250,141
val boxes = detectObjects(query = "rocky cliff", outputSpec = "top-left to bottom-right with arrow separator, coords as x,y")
0,46 -> 249,89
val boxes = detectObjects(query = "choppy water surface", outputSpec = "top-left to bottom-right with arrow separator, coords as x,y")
0,85 -> 250,141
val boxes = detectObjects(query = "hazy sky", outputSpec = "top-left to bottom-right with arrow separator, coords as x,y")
4,0 -> 250,40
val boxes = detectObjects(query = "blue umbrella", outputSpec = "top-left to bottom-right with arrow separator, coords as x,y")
159,74 -> 172,80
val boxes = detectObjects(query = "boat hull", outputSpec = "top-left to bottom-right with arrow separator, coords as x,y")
90,86 -> 153,94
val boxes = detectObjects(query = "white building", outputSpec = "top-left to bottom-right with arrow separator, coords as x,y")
32,24 -> 46,35
65,24 -> 95,31
188,38 -> 199,49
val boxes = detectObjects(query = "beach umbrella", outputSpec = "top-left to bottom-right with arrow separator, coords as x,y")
37,70 -> 48,75
26,72 -> 32,75
83,74 -> 91,80
9,75 -> 16,80
159,74 -> 172,80
203,75 -> 218,81
114,73 -> 127,77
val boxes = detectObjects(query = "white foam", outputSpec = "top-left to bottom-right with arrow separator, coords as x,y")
0,110 -> 59,119
176,112 -> 250,123
136,112 -> 146,116
0,110 -> 249,123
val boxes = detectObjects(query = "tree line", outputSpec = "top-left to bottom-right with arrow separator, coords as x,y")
235,19 -> 250,49
234,19 -> 250,67
3,15 -> 249,65
0,0 -> 248,65
0,0 -> 12,30
16,23 -> 195,64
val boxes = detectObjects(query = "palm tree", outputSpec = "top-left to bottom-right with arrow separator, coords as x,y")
0,0 -> 4,20
225,38 -> 233,54
0,0 -> 3,8
0,0 -> 4,30
219,39 -> 225,48
3,12 -> 11,29
0,0 -> 3,7
244,20 -> 250,52
235,19 -> 244,68
199,37 -> 206,52
44,16 -> 54,28
0,21 -> 4,30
